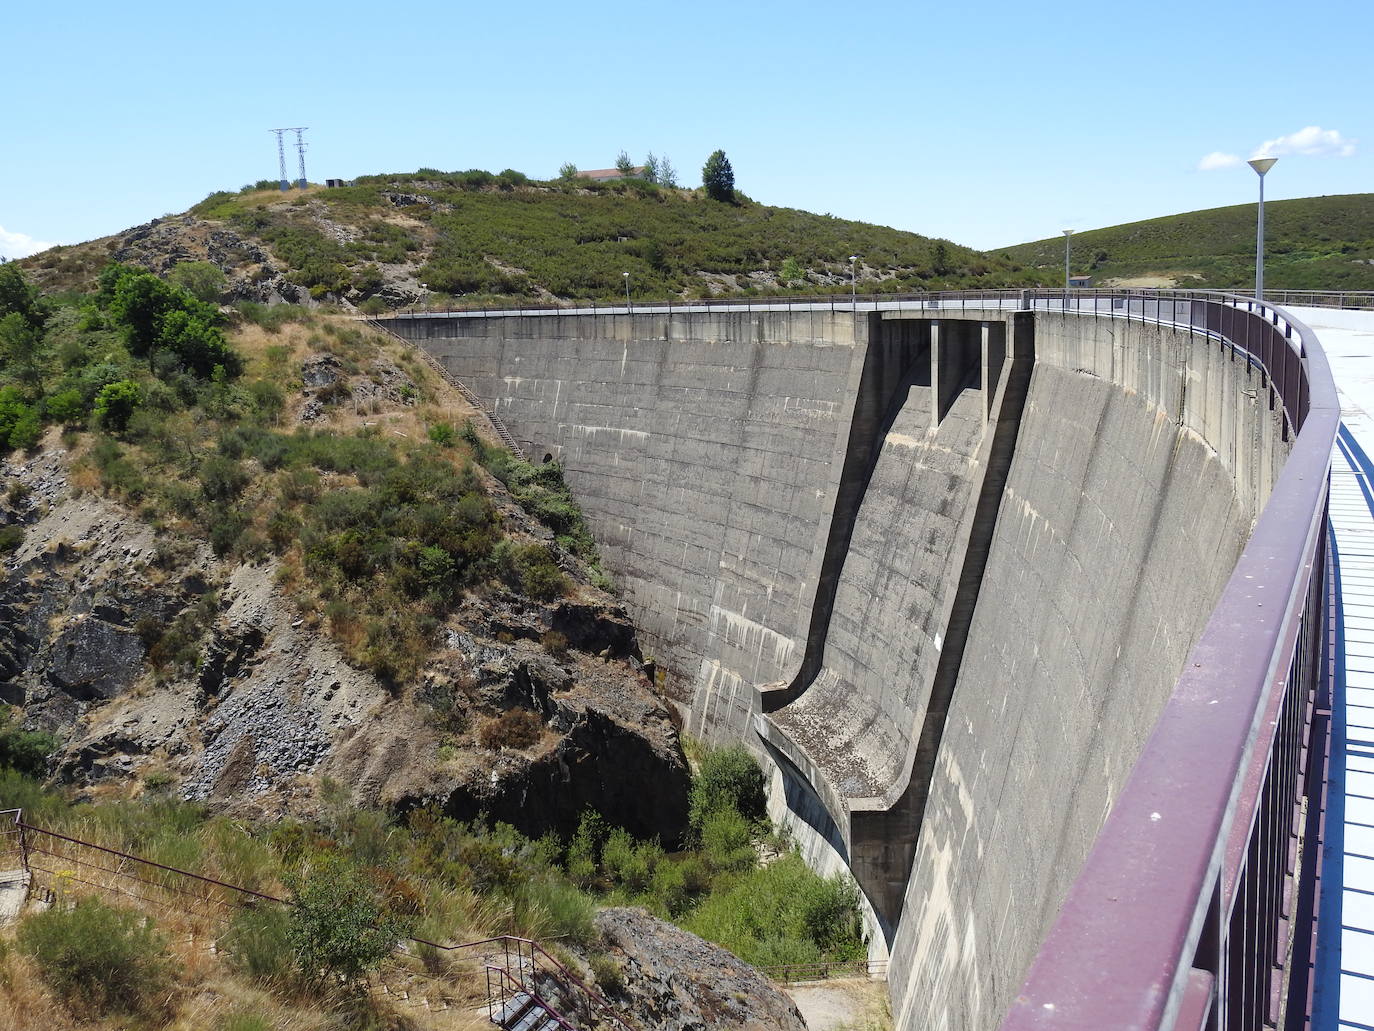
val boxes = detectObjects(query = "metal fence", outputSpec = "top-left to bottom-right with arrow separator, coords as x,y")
994,295 -> 1336,1030
0,812 -> 640,1031
376,289 -> 1337,1030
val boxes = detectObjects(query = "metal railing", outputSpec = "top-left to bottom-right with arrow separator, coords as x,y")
365,285 -> 1374,320
374,289 -> 1337,1029
0,812 -> 638,1030
995,295 -> 1336,1030
759,957 -> 889,983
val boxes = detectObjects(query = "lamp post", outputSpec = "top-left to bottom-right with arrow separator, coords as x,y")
1062,229 -> 1074,290
1248,157 -> 1277,301
849,255 -> 859,309
622,271 -> 631,312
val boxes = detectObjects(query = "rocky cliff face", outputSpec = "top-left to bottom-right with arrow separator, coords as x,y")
592,908 -> 810,1031
0,436 -> 689,839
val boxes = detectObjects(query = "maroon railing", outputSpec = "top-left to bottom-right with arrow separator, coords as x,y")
994,297 -> 1336,1030
374,290 -> 1338,1029
1,812 -> 639,1030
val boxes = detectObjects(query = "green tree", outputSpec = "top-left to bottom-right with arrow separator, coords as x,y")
615,150 -> 635,176
0,703 -> 58,776
286,853 -> 411,985
0,263 -> 45,329
642,152 -> 660,184
659,154 -> 679,188
0,311 -> 45,392
93,379 -> 142,431
558,162 -> 580,182
168,260 -> 227,303
689,744 -> 766,835
702,149 -> 735,202
779,257 -> 805,286
931,241 -> 951,275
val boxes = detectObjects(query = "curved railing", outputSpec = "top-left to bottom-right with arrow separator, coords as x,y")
997,295 -> 1337,1030
376,288 -> 1337,1030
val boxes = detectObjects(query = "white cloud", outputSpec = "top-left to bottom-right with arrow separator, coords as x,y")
0,225 -> 58,260
1253,126 -> 1357,159
1198,151 -> 1242,171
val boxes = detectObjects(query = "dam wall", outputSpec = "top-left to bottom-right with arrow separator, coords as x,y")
887,313 -> 1289,1031
385,304 -> 1291,1030
392,309 -> 867,745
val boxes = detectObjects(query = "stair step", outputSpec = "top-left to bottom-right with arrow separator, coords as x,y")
510,1004 -> 551,1031
494,991 -> 533,1026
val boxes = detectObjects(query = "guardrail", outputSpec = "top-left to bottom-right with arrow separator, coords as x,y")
996,294 -> 1336,1030
375,289 -> 1335,1029
0,812 -> 639,1030
366,285 -> 1374,319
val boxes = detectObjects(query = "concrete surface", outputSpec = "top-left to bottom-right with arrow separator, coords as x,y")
388,304 -> 1291,1031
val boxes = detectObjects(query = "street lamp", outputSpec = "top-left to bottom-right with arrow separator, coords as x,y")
849,255 -> 859,308
1248,157 -> 1277,301
622,271 -> 631,312
1062,230 -> 1074,290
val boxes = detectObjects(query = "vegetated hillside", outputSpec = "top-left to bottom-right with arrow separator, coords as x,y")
21,167 -> 1040,311
1000,193 -> 1374,290
0,262 -> 874,1030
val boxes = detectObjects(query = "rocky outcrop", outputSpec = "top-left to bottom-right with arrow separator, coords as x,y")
1,432 -> 689,842
592,908 -> 810,1031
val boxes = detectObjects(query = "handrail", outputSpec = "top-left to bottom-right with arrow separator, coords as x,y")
3,812 -> 638,1030
998,297 -> 1337,1029
361,285 -> 1374,320
485,964 -> 577,1031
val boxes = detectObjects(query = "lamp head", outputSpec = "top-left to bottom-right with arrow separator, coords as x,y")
1248,157 -> 1277,177
1062,229 -> 1074,237
849,255 -> 858,262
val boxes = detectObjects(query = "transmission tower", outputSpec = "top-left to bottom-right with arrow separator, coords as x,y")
292,127 -> 309,189
269,127 -> 308,190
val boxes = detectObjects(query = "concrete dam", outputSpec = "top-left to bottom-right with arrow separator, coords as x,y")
380,295 -> 1317,1031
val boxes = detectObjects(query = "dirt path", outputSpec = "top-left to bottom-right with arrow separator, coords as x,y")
785,978 -> 892,1030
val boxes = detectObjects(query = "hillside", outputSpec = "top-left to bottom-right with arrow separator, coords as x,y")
1000,193 -> 1374,290
20,168 -> 1038,309
0,253 -> 874,1028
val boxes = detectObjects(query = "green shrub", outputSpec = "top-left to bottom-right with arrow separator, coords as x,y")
93,379 -> 142,430
517,875 -> 595,945
589,952 -> 624,995
566,810 -> 606,888
0,704 -> 57,776
17,897 -> 173,1016
286,853 -> 412,985
219,904 -> 296,985
699,807 -> 756,874
427,422 -> 455,447
689,745 -> 767,834
0,524 -> 23,555
45,387 -> 87,425
601,828 -> 661,893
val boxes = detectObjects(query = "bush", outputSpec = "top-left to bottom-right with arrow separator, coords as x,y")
45,387 -> 87,425
699,807 -> 756,874
286,853 -> 412,985
517,875 -> 595,945
0,704 -> 57,776
0,524 -> 23,554
93,379 -> 141,430
427,422 -> 455,447
477,708 -> 544,751
219,904 -> 296,985
689,745 -> 767,834
589,952 -> 624,995
17,897 -> 173,1016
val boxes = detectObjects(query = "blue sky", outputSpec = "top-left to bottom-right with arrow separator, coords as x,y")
4,0 -> 1370,258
